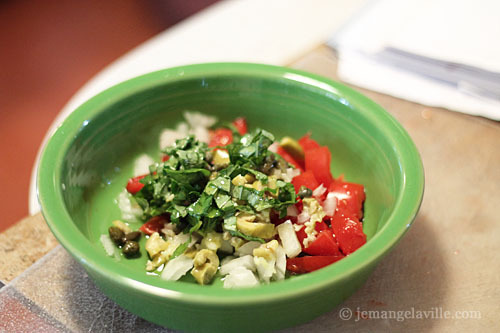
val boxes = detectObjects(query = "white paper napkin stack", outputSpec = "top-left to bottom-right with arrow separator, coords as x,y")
329,0 -> 500,120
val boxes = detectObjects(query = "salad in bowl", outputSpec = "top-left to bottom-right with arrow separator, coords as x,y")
102,112 -> 367,287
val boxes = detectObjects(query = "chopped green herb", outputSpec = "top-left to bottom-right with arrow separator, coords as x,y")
132,129 -> 296,237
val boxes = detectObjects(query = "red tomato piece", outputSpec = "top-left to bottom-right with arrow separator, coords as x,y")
295,226 -> 305,246
277,146 -> 305,170
298,133 -> 320,151
328,181 -> 366,219
330,213 -> 366,255
304,146 -> 334,187
295,200 -> 303,213
286,255 -> 344,274
232,117 -> 248,135
126,175 -> 146,194
291,170 -> 319,193
209,128 -> 233,147
161,155 -> 170,162
304,229 -> 343,256
316,220 -> 330,232
139,215 -> 168,235
295,221 -> 329,249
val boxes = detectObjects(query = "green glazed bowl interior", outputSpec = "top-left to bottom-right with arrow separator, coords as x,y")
37,63 -> 424,332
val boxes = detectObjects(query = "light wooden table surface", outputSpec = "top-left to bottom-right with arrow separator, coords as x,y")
1,46 -> 499,331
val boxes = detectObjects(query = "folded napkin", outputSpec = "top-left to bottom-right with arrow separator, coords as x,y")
329,0 -> 500,120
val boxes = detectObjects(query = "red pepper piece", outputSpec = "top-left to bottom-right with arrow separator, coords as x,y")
209,128 -> 233,147
277,146 -> 305,170
298,133 -> 320,151
126,175 -> 146,194
232,117 -> 248,135
330,213 -> 366,255
304,146 -> 334,187
139,215 -> 168,235
291,170 -> 319,193
328,181 -> 366,219
303,229 -> 343,256
286,255 -> 344,274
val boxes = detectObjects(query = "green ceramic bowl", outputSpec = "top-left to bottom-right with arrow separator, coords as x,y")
38,63 -> 424,332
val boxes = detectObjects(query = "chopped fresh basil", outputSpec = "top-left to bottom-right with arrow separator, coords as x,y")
208,176 -> 231,192
132,128 -> 296,238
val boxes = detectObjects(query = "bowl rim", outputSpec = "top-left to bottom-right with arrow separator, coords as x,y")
37,62 -> 424,305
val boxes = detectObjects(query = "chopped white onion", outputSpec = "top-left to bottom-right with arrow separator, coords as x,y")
117,189 -> 143,222
268,142 -> 279,153
254,255 -> 276,283
220,255 -> 256,275
276,220 -> 302,258
223,267 -> 259,288
323,192 -> 338,217
160,255 -> 193,281
280,168 -> 300,182
297,210 -> 310,224
133,154 -> 154,177
234,241 -> 261,257
286,205 -> 299,217
312,184 -> 327,197
286,168 -> 301,181
159,128 -> 184,150
174,233 -> 190,245
190,126 -> 211,144
175,122 -> 189,136
184,111 -> 217,129
161,222 -> 177,239
273,245 -> 287,281
159,112 -> 217,149
100,234 -> 116,257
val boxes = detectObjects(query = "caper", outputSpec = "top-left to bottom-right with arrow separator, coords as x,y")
259,154 -> 277,174
122,240 -> 140,258
108,226 -> 125,246
276,158 -> 287,171
298,186 -> 313,199
125,231 -> 141,241
265,154 -> 276,163
259,162 -> 273,174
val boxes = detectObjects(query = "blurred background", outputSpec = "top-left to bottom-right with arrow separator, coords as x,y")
0,0 -> 219,232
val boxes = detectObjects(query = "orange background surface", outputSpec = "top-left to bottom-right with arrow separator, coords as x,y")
0,0 -> 218,232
